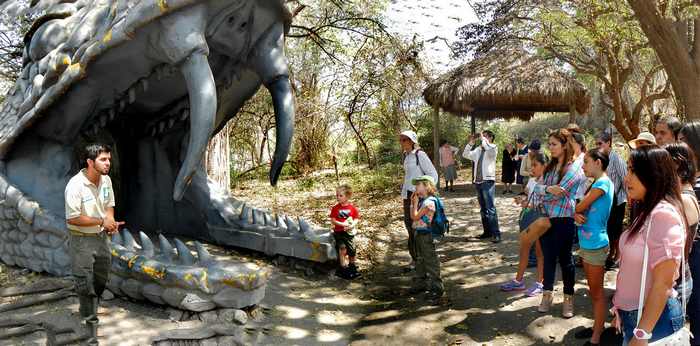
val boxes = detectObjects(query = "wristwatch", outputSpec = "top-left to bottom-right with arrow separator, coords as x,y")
633,328 -> 652,340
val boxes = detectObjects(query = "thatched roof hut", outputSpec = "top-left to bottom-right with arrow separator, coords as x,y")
423,49 -> 591,121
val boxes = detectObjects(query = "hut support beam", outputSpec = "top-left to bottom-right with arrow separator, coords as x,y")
433,106 -> 441,188
569,103 -> 577,124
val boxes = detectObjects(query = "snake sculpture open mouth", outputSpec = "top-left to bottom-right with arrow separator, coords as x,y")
0,0 -> 335,311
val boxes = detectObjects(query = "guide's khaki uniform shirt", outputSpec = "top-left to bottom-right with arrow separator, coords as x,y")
64,169 -> 115,234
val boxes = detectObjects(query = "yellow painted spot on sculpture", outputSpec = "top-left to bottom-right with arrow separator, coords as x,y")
199,270 -> 209,291
102,30 -> 112,43
68,63 -> 81,72
142,265 -> 165,279
127,256 -> 138,269
111,249 -> 118,257
309,241 -> 323,262
157,0 -> 169,12
62,56 -> 71,66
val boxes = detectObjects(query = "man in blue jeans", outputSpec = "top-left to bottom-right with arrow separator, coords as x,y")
463,130 -> 501,243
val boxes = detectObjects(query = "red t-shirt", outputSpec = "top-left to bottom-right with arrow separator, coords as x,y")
329,203 -> 360,232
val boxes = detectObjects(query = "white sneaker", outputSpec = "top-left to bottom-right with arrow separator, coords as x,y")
538,290 -> 553,313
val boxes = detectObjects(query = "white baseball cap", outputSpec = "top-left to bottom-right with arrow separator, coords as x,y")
400,130 -> 418,145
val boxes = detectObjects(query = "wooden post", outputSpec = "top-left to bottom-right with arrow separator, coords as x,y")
433,106 -> 441,188
569,103 -> 577,124
471,114 -> 476,134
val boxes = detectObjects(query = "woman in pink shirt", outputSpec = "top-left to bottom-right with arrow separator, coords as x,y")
439,141 -> 459,192
613,145 -> 686,345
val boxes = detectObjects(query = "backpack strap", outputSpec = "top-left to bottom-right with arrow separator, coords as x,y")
415,149 -> 426,175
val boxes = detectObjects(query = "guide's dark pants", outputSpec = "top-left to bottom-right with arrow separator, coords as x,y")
69,231 -> 111,328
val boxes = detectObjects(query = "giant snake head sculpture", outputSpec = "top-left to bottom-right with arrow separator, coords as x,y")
0,0 -> 335,311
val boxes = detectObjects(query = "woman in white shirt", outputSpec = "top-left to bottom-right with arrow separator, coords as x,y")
399,130 -> 438,269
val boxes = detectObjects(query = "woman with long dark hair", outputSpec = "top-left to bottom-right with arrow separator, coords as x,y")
532,129 -> 586,318
612,145 -> 687,345
679,122 -> 700,345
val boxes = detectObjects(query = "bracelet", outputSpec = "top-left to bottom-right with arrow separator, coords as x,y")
99,218 -> 104,227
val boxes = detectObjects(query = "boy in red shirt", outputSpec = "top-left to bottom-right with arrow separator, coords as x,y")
330,184 -> 360,279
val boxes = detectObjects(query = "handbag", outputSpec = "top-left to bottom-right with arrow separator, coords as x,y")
637,210 -> 691,345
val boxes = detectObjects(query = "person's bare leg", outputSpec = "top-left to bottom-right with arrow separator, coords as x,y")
516,218 -> 551,281
583,261 -> 607,344
535,239 -> 544,283
339,246 -> 348,268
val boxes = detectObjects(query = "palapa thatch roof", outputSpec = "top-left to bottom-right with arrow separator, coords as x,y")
423,49 -> 591,121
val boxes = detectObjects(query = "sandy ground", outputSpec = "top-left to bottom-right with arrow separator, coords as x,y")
0,179 -> 624,345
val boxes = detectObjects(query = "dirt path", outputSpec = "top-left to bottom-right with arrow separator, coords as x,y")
349,183 -> 623,346
0,181 -> 625,346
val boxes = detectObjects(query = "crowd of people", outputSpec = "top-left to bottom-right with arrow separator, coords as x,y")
359,116 -> 700,345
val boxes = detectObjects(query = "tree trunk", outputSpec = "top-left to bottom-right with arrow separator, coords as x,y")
205,123 -> 231,193
627,0 -> 700,119
568,103 -> 576,124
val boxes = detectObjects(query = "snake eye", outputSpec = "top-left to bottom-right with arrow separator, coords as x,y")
227,15 -> 235,26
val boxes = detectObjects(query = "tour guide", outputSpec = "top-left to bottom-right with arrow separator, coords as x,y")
64,144 -> 124,345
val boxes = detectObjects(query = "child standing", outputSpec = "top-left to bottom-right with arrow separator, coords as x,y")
330,184 -> 360,279
409,175 -> 444,302
500,152 -> 548,296
574,149 -> 614,345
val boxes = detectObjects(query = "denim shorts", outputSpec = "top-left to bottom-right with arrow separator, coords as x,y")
619,297 -> 684,345
519,207 -> 544,232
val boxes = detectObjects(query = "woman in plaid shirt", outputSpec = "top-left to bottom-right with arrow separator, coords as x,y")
532,128 -> 587,318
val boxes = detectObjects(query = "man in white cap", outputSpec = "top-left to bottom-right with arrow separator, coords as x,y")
399,130 -> 438,269
463,130 -> 502,243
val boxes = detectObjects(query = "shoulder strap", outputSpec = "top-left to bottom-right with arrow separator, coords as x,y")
415,150 -> 426,175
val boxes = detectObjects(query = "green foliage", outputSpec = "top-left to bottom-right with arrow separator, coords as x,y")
348,163 -> 401,194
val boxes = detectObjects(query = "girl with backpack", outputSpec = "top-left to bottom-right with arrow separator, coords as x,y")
400,130 -> 438,271
573,149 -> 614,345
408,175 -> 444,302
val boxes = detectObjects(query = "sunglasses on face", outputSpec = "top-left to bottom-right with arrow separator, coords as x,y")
400,138 -> 410,142
596,142 -> 604,146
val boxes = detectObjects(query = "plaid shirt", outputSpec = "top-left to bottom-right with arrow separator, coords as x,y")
532,160 -> 586,218
607,150 -> 628,205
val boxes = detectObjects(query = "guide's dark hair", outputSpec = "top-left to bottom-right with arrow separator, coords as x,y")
656,116 -> 683,139
586,148 -> 609,171
516,137 -> 525,144
84,144 -> 112,163
626,145 -> 684,239
664,142 -> 697,186
680,122 -> 700,167
483,130 -> 495,141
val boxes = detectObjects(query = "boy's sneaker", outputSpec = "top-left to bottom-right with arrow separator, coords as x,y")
526,282 -> 544,297
499,279 -> 526,291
